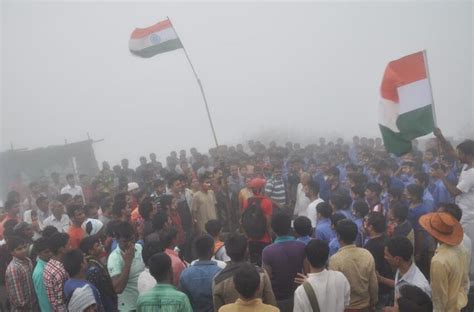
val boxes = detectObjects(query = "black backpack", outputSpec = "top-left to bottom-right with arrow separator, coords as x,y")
241,197 -> 267,239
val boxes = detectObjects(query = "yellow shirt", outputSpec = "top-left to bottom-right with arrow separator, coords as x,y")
431,243 -> 469,312
328,244 -> 378,309
218,298 -> 279,312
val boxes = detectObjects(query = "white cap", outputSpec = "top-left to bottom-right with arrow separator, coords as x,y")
127,182 -> 139,192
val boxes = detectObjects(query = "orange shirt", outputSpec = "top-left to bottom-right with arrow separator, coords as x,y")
68,224 -> 85,250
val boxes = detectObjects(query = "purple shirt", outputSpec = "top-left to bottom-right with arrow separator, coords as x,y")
262,236 -> 305,300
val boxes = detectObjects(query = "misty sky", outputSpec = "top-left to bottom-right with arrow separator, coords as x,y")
2,1 -> 473,167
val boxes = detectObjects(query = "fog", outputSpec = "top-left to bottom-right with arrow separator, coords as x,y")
2,0 -> 472,167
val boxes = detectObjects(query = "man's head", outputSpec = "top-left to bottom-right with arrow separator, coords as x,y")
397,285 -> 433,312
305,239 -> 329,269
80,236 -> 104,258
387,187 -> 403,204
384,236 -> 413,269
29,181 -> 41,195
199,173 -> 212,192
121,158 -> 129,169
115,221 -> 135,251
152,210 -> 170,233
424,148 -> 437,163
364,212 -> 386,236
4,199 -> 20,217
437,203 -> 462,221
388,202 -> 409,224
49,200 -> 65,219
48,233 -> 70,257
8,236 -> 29,260
350,184 -> 366,200
195,234 -> 215,261
158,227 -> 178,250
233,263 -> 261,300
139,156 -> 147,166
352,200 -> 369,219
205,219 -> 222,238
304,180 -> 320,199
271,212 -> 291,237
225,233 -> 248,262
66,174 -> 75,187
326,167 -> 340,185
335,219 -> 358,245
456,140 -> 474,164
14,222 -> 34,241
63,249 -> 86,278
36,195 -> 49,213
294,216 -> 312,237
150,153 -> 157,162
316,202 -> 332,220
33,237 -> 52,262
149,252 -> 173,283
57,193 -> 73,206
67,204 -> 86,226
167,176 -> 181,194
141,197 -> 157,221
405,184 -> 424,204
414,172 -> 429,189
365,182 -> 383,201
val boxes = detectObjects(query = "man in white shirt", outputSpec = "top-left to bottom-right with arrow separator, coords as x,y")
303,180 -> 324,228
293,239 -> 350,312
433,130 -> 474,282
384,236 -> 431,301
43,200 -> 70,233
61,174 -> 85,202
294,173 -> 311,217
23,195 -> 50,240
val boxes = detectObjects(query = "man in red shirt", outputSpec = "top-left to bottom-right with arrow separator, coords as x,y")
67,205 -> 86,250
242,178 -> 273,266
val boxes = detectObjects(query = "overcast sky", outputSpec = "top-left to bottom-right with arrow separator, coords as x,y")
1,0 -> 472,167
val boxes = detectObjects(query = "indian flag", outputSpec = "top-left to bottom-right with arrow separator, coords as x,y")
129,19 -> 183,58
379,51 -> 436,156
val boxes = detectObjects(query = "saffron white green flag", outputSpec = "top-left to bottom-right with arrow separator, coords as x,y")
129,19 -> 183,58
379,51 -> 436,156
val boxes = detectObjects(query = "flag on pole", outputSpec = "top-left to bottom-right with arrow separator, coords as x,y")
379,51 -> 436,156
129,19 -> 183,58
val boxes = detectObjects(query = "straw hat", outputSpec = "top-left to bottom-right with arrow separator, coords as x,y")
419,212 -> 463,246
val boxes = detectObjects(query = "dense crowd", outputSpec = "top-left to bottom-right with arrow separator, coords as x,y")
0,127 -> 473,312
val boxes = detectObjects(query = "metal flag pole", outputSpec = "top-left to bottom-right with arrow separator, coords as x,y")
167,17 -> 219,148
422,50 -> 438,127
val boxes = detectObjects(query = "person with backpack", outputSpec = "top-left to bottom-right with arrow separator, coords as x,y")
241,178 -> 273,266
293,239 -> 350,312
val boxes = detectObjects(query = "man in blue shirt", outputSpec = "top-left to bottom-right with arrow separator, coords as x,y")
315,202 -> 335,244
429,163 -> 453,208
405,184 -> 431,279
179,235 -> 222,312
414,172 -> 434,212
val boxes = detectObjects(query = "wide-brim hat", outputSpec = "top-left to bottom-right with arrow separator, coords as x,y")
419,212 -> 463,246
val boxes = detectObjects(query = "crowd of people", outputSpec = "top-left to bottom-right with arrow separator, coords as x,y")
0,127 -> 473,312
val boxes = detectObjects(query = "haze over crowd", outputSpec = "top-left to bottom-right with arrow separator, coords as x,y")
2,0 -> 473,166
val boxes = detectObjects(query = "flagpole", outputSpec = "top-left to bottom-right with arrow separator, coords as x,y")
167,17 -> 219,148
422,50 -> 438,127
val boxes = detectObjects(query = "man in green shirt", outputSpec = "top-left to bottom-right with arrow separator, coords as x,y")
32,237 -> 53,312
137,252 -> 192,312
